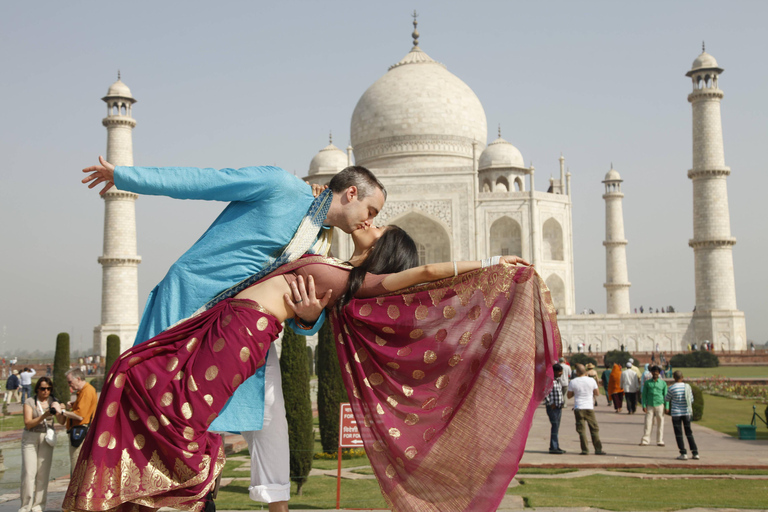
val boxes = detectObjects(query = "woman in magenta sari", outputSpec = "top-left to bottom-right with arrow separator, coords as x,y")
64,225 -> 560,512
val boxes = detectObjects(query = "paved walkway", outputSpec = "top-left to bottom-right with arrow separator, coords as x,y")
0,402 -> 765,511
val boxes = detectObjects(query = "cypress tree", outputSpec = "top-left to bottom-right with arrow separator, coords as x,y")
306,346 -> 314,376
53,333 -> 70,403
316,321 -> 347,453
280,325 -> 314,495
105,335 -> 121,375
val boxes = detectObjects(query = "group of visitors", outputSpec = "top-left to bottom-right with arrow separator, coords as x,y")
5,367 -> 37,404
19,369 -> 96,512
546,360 -> 700,460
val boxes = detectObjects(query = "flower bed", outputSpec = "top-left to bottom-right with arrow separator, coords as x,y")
698,376 -> 768,402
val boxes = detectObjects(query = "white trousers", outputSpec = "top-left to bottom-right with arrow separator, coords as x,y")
20,430 -> 54,512
641,404 -> 665,445
240,344 -> 290,503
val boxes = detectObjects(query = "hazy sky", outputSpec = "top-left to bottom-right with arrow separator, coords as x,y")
1,1 -> 766,354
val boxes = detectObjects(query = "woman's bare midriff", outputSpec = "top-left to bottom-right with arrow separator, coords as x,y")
233,276 -> 293,323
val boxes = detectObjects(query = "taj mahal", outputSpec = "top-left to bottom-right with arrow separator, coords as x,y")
91,20 -> 747,355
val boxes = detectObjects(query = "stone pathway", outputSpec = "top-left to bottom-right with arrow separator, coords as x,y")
1,403 -> 765,511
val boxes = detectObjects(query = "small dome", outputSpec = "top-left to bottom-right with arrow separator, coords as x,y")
691,51 -> 719,71
105,79 -> 133,99
309,143 -> 347,175
604,168 -> 621,181
478,137 -> 524,170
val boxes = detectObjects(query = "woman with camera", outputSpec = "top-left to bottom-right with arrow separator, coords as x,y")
20,376 -> 61,512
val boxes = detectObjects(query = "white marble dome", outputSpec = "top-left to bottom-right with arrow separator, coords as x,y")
350,45 -> 487,169
604,168 -> 621,181
478,137 -> 525,170
690,51 -> 719,71
309,142 -> 347,175
105,79 -> 133,99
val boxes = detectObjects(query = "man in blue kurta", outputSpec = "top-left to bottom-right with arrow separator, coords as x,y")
82,156 -> 386,509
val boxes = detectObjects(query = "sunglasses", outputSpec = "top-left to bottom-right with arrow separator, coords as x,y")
38,387 -> 52,391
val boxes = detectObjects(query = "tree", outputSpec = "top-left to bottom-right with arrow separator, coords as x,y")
690,383 -> 704,421
105,335 -> 121,375
53,333 -> 70,402
603,350 -> 633,369
316,322 -> 348,453
280,325 -> 314,495
567,353 -> 597,367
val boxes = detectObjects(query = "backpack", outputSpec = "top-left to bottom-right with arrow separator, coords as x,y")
5,375 -> 19,390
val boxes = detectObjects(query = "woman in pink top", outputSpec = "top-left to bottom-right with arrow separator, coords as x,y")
65,224 -> 559,512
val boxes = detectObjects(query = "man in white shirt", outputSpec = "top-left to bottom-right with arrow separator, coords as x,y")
567,364 -> 606,455
620,361 -> 640,414
558,357 -> 571,406
19,367 -> 36,403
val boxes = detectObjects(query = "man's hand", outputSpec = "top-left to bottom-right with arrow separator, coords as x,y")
642,407 -> 647,413
82,156 -> 116,195
283,275 -> 332,325
311,184 -> 328,198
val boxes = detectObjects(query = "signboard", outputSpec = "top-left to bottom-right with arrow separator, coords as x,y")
338,403 -> 362,448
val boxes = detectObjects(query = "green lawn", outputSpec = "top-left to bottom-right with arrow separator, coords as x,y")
680,366 -> 768,379
607,468 -> 768,475
696,394 -> 768,439
512,474 -> 768,511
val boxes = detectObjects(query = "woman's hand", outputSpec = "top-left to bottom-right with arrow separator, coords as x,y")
502,255 -> 532,266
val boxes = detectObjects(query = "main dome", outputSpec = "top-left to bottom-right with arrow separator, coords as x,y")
351,45 -> 487,169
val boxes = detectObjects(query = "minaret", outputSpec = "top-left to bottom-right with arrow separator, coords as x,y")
93,73 -> 142,355
686,46 -> 737,313
602,165 -> 631,314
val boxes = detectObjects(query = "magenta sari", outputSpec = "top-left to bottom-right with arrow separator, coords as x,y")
331,263 -> 561,512
63,299 -> 281,512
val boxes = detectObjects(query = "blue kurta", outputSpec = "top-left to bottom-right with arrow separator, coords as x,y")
115,165 -> 325,431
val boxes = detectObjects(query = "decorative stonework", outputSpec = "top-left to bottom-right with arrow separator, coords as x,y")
102,117 -> 137,128
688,238 -> 737,249
103,191 -> 139,200
376,199 -> 452,230
687,168 -> 731,179
354,134 -> 476,165
688,89 -> 724,102
98,257 -> 143,266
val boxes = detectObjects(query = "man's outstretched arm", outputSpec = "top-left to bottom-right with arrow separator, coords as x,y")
82,156 -> 293,203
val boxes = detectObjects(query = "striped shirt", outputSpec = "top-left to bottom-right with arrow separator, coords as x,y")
545,382 -> 564,408
666,382 -> 693,417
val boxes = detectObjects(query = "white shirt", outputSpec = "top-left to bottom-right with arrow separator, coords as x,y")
19,368 -> 36,386
568,376 -> 597,410
558,363 -> 571,387
620,368 -> 640,393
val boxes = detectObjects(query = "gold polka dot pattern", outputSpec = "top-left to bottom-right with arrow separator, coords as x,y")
459,332 -> 472,345
405,446 -> 418,459
389,427 -> 401,439
128,409 -> 139,421
435,329 -> 448,342
481,333 -> 493,348
448,354 -> 462,367
181,403 -> 193,420
106,402 -> 118,417
204,394 -> 214,406
386,464 -> 396,478
213,338 -> 226,352
206,413 -> 217,425
386,395 -> 399,408
443,306 -> 456,319
387,362 -> 400,370
160,392 -> 173,406
239,347 -> 250,362
375,336 -> 387,346
442,407 -> 454,420
409,329 -> 424,339
354,349 -> 368,363
423,350 -> 437,364
415,305 -> 428,320
421,397 -> 437,410
468,305 -> 481,320
134,434 -> 145,450
98,431 -> 110,448
404,413 -> 419,426
387,305 -> 400,320
359,304 -> 372,317
376,403 -> 385,415
222,315 -> 233,327
183,427 -> 194,440
423,427 -> 436,442
166,357 -> 179,372
491,307 -> 502,322
187,442 -> 199,452
145,374 -> 157,390
160,414 -> 170,426
147,416 -> 159,432
382,327 -> 395,334
435,375 -> 450,389
402,385 -> 413,397
412,370 -> 425,380
128,357 -> 142,367
369,373 -> 384,386
113,374 -> 125,388
186,337 -> 199,352
205,366 -> 219,381
174,371 -> 184,381
232,374 -> 242,388
397,346 -> 412,357
256,317 -> 269,331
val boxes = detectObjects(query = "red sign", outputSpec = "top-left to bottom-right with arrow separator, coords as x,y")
338,403 -> 362,447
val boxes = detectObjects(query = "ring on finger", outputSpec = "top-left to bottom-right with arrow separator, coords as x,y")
295,299 -> 303,304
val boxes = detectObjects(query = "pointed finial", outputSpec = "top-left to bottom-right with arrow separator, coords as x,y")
611,161 -> 614,169
329,131 -> 333,145
117,70 -> 121,81
498,124 -> 501,139
702,41 -> 705,53
412,10 -> 420,47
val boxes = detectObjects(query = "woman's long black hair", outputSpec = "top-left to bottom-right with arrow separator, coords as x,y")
335,225 -> 418,312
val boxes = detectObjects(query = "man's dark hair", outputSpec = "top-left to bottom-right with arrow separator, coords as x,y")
553,363 -> 563,373
650,365 -> 662,373
336,225 -> 417,312
673,370 -> 684,381
329,166 -> 387,200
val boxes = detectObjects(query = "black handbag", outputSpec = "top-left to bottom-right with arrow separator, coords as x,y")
69,413 -> 92,448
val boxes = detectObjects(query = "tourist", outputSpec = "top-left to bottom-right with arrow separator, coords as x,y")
20,377 -> 62,512
19,367 -> 36,403
608,363 -> 624,413
620,362 -> 640,414
5,369 -> 20,404
666,371 -> 699,460
600,364 -> 611,405
56,369 -> 97,474
558,357 -> 571,406
545,364 -> 566,454
640,365 -> 668,446
567,364 -> 605,455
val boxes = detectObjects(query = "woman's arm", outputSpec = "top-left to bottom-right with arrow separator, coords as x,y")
380,255 -> 529,293
23,403 -> 53,430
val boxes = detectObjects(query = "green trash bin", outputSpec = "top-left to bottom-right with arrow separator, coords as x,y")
736,424 -> 757,440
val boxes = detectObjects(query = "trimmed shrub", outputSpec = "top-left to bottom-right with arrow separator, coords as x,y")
105,335 -> 121,376
280,325 -> 313,495
306,346 -> 314,376
316,322 -> 348,453
603,350 -> 633,369
567,353 -> 597,367
691,382 -> 704,421
670,351 -> 719,368
53,333 -> 70,402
